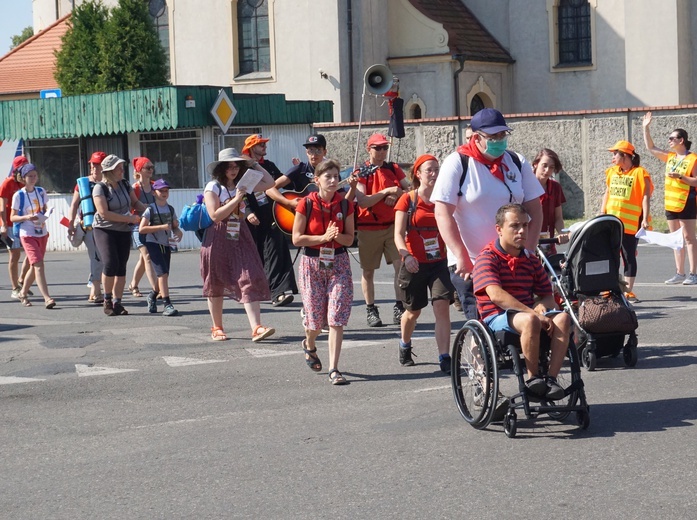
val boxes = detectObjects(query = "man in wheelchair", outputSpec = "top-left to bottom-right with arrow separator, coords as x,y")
472,204 -> 569,400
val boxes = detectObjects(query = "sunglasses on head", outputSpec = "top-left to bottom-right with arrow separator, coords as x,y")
371,145 -> 389,151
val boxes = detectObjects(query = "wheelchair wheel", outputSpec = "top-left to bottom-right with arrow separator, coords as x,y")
546,337 -> 582,421
503,412 -> 517,438
451,320 -> 499,429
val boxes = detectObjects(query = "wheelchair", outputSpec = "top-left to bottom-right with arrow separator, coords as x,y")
450,318 -> 590,438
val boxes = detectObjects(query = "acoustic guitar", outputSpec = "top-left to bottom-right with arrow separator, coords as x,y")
272,164 -> 378,235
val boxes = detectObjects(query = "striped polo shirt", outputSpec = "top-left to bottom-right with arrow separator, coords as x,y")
473,240 -> 552,320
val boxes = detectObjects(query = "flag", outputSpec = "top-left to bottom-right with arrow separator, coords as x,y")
635,227 -> 684,250
1,139 -> 24,177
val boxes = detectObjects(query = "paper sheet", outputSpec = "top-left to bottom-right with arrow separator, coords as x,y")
236,169 -> 264,194
34,207 -> 53,224
635,227 -> 684,250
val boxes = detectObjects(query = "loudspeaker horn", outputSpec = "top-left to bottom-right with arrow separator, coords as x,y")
364,64 -> 393,96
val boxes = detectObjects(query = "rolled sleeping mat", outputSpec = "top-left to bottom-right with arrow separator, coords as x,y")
77,176 -> 96,229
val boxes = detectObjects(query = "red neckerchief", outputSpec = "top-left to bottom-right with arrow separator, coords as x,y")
487,239 -> 525,277
458,141 -> 505,182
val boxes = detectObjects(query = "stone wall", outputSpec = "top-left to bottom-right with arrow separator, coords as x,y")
316,107 -> 697,219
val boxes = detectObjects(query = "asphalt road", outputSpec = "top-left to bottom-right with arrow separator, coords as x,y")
1,243 -> 696,519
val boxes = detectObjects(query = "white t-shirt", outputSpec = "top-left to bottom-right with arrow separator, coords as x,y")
431,150 -> 544,264
204,180 -> 235,204
11,187 -> 48,238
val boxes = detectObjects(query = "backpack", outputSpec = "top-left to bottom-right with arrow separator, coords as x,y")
457,150 -> 522,196
12,187 -> 47,237
178,183 -> 222,241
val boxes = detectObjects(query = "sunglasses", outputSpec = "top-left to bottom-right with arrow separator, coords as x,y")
668,136 -> 681,141
371,145 -> 389,151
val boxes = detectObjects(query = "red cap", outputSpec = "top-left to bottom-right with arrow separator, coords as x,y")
89,151 -> 107,164
12,156 -> 28,170
367,133 -> 389,149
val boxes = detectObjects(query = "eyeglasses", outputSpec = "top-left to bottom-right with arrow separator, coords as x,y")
477,131 -> 510,142
668,136 -> 681,141
371,145 -> 389,151
306,148 -> 324,156
421,168 -> 439,175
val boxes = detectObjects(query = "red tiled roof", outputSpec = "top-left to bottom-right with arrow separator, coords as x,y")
409,0 -> 514,63
0,15 -> 71,96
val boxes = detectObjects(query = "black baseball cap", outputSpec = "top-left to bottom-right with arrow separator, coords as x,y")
303,134 -> 327,148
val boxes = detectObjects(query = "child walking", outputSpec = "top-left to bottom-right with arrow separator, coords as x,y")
138,179 -> 183,316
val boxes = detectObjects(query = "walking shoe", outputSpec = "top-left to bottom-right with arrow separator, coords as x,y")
366,305 -> 382,327
453,292 -> 463,312
491,392 -> 511,422
272,293 -> 294,307
399,344 -> 415,366
665,273 -> 686,285
624,291 -> 640,303
113,302 -> 128,316
163,304 -> 179,316
439,354 -> 452,375
103,299 -> 116,316
683,273 -> 697,285
525,376 -> 547,396
545,376 -> 565,401
393,303 -> 404,325
147,292 -> 157,313
10,288 -> 21,300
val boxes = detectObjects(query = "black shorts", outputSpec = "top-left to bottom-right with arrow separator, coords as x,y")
397,259 -> 454,311
666,189 -> 697,220
145,241 -> 172,277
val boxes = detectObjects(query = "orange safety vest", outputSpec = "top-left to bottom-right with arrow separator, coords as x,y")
604,166 -> 654,234
664,152 -> 697,212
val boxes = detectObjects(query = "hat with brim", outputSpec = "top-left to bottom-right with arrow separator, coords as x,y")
101,154 -> 126,172
470,108 -> 512,134
206,148 -> 247,176
152,179 -> 170,190
608,140 -> 635,155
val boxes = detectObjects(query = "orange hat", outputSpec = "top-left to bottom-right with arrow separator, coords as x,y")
413,154 -> 438,174
88,151 -> 107,164
367,133 -> 390,149
242,134 -> 269,155
608,140 -> 635,155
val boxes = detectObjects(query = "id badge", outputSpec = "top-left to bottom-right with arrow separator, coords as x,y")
319,247 -> 335,269
423,236 -> 441,260
226,218 -> 241,241
254,191 -> 268,206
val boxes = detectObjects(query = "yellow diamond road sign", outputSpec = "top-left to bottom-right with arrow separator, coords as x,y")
211,90 -> 237,133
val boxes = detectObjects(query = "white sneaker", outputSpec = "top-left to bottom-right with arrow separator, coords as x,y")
10,288 -> 20,299
665,273 -> 686,285
683,273 -> 697,285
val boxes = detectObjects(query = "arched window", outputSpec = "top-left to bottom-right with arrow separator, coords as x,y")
237,0 -> 270,74
558,0 -> 591,65
148,0 -> 170,60
410,104 -> 422,120
470,95 -> 485,116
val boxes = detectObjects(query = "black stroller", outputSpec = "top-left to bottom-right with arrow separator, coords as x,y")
542,215 -> 639,371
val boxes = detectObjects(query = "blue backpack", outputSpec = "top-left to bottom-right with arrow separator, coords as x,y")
178,184 -> 222,240
12,187 -> 46,237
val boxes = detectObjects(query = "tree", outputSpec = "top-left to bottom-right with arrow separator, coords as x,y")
97,0 -> 169,92
54,1 -> 108,95
54,0 -> 169,95
10,26 -> 34,49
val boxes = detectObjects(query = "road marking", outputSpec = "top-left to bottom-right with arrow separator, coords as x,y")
163,356 -> 227,367
0,376 -> 46,385
413,384 -> 449,393
246,348 -> 296,358
75,364 -> 139,377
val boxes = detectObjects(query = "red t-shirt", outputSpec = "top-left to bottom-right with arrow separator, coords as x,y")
296,191 -> 354,250
394,190 -> 445,263
473,240 -> 552,320
356,161 -> 406,229
540,178 -> 566,238
0,176 -> 23,225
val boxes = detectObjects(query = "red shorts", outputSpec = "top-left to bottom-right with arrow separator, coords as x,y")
20,235 -> 49,264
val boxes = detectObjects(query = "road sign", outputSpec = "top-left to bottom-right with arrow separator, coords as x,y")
210,90 -> 237,133
40,89 -> 62,99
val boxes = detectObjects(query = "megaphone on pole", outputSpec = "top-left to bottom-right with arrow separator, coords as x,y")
363,64 -> 393,96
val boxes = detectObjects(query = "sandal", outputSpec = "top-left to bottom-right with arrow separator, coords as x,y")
302,340 -> 322,372
128,285 -> 143,298
272,293 -> 294,307
45,298 -> 56,309
19,295 -> 32,307
88,295 -> 105,304
252,325 -> 275,342
211,326 -> 228,341
328,368 -> 348,386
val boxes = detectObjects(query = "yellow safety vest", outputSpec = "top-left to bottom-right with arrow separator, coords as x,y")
605,166 -> 653,234
665,153 -> 697,212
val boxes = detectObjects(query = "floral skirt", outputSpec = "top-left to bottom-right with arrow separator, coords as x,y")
298,252 -> 353,330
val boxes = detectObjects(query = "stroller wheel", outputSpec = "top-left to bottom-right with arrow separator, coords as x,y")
623,344 -> 638,367
576,410 -> 590,430
581,347 -> 597,371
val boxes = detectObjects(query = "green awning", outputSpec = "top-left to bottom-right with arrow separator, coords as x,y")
0,86 -> 333,140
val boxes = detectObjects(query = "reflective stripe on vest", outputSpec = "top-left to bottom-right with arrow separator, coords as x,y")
665,153 -> 697,212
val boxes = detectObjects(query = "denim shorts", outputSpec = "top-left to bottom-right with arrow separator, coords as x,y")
484,309 -> 562,334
